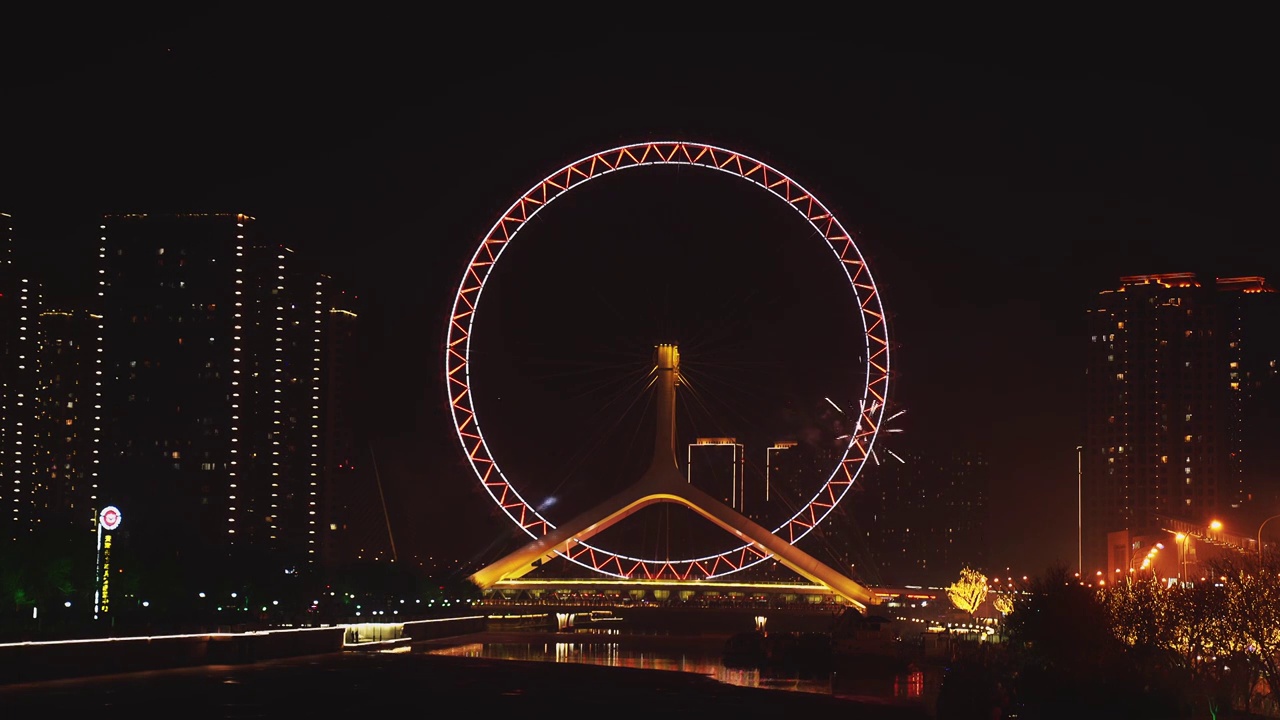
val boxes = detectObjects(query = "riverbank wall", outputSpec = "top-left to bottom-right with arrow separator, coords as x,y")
0,614 -> 489,685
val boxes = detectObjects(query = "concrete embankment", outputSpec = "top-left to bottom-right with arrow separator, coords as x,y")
0,627 -> 346,684
0,614 -> 488,685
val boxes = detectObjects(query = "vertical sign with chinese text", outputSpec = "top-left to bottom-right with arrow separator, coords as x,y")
94,506 -> 121,619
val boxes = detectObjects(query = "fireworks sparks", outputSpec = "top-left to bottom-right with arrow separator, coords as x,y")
830,396 -> 906,466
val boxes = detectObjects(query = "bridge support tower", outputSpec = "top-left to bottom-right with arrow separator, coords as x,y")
469,344 -> 877,610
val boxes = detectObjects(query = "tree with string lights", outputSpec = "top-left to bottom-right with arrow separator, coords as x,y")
1210,556 -> 1280,715
946,566 -> 989,617
1099,555 -> 1280,715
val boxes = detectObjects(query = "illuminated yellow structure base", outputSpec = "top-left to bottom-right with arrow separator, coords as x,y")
469,344 -> 876,611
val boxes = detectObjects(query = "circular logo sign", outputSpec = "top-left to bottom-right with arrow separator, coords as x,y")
99,506 -> 122,531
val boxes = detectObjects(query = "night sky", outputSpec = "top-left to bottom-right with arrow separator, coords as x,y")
4,14 -> 1277,577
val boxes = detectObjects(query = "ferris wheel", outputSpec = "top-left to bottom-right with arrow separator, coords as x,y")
446,141 -> 890,580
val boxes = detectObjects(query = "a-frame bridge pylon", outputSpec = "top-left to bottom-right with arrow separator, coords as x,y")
469,344 -> 877,610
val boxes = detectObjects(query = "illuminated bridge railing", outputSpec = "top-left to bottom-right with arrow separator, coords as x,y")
1157,515 -> 1257,553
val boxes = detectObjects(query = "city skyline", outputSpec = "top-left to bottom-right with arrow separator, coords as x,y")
3,21 -> 1278,577
1,212 -> 370,583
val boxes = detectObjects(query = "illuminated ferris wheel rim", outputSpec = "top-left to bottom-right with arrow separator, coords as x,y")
446,141 -> 890,580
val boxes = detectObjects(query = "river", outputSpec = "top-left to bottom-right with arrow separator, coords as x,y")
420,630 -> 941,710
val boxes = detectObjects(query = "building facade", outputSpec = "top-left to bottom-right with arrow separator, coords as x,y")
31,308 -> 101,532
97,213 -> 346,575
851,449 -> 990,587
0,212 -> 30,540
1082,273 -> 1279,574
318,290 -> 376,568
2,213 -> 102,543
687,437 -> 745,511
98,213 -> 241,567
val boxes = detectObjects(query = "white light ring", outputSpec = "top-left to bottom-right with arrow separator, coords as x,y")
446,141 -> 889,577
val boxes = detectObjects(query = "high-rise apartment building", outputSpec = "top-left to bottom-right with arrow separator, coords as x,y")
99,213 -> 241,565
1082,273 -> 1280,574
758,441 -> 798,525
31,308 -> 100,531
851,449 -> 989,586
97,213 -> 347,575
0,213 -> 66,541
1219,278 -> 1280,509
1,212 -> 15,537
0,211 -> 27,540
2,214 -> 102,542
230,251 -> 328,571
687,437 -> 745,511
319,289 -> 374,568
757,439 -> 836,525
752,438 -> 928,586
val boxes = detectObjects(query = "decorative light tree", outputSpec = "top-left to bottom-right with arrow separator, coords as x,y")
993,594 -> 1014,615
947,566 -> 990,617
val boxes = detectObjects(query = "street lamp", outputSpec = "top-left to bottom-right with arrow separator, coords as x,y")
1137,543 -> 1164,575
1175,532 -> 1189,582
1076,445 -> 1083,577
1257,514 -> 1280,561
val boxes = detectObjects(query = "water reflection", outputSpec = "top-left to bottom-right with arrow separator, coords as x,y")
425,640 -> 935,703
898,670 -> 926,698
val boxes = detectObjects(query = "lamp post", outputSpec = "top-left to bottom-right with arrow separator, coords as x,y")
1076,445 -> 1083,577
1175,532 -> 1189,582
1258,514 -> 1280,561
